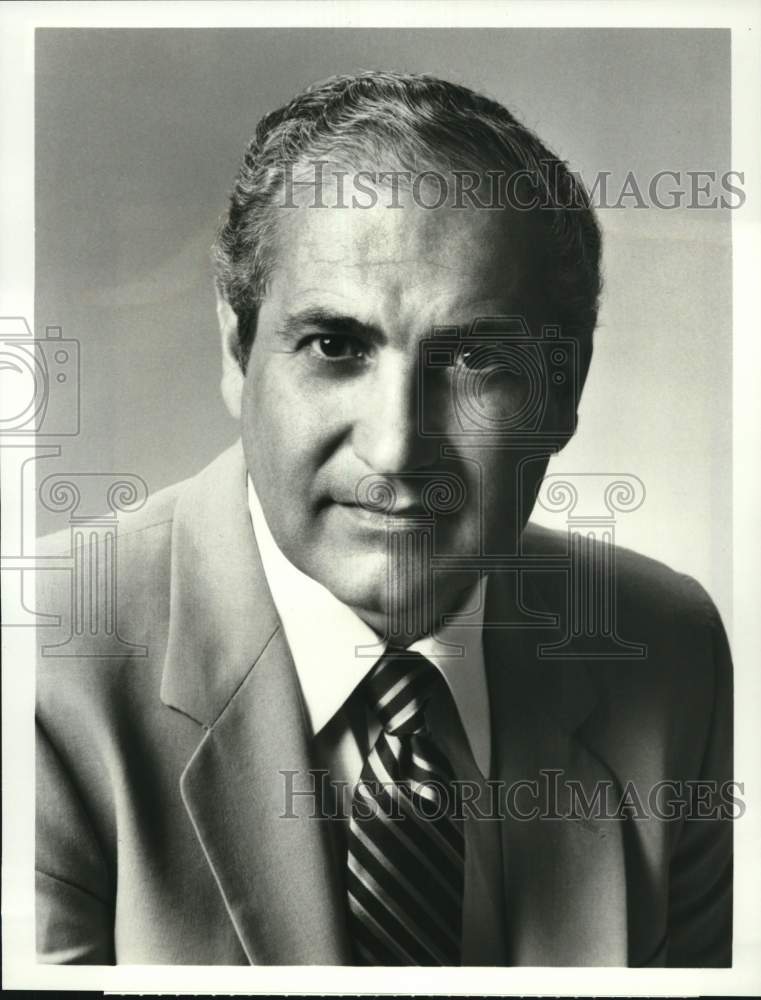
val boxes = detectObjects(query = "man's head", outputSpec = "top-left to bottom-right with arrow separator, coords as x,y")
213,71 -> 601,637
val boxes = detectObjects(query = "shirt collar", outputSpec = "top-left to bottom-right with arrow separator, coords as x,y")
247,476 -> 491,776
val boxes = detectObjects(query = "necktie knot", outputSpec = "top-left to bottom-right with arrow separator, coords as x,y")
364,649 -> 439,737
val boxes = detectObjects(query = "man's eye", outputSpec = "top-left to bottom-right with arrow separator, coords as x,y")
307,335 -> 366,361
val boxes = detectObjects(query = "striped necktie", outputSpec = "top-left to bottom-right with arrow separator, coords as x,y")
347,649 -> 465,966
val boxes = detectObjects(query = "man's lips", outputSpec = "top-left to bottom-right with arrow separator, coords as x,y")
333,499 -> 428,519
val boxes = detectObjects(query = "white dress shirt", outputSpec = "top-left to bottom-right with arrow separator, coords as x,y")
248,477 -> 506,964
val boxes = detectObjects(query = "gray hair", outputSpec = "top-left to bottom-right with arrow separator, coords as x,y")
213,70 -> 602,373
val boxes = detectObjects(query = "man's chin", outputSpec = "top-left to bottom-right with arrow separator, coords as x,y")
316,559 -> 394,626
294,549 -> 425,638
309,553 -> 472,645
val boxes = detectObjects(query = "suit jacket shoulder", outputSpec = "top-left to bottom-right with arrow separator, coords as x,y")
522,519 -> 721,625
519,520 -> 731,782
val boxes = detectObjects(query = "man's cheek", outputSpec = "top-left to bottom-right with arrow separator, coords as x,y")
479,465 -> 525,551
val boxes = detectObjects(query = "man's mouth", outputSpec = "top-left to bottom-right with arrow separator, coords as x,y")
334,500 -> 429,521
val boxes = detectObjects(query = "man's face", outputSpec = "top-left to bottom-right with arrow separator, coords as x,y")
225,177 -> 554,635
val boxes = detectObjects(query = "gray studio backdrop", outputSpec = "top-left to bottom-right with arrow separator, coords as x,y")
35,28 -> 732,628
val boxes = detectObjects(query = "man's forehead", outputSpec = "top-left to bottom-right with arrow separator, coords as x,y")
269,173 -> 544,301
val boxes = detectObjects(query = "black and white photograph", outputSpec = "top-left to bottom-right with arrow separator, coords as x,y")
1,2 -> 760,995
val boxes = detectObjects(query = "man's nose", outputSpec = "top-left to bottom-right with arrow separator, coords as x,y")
352,358 -> 443,474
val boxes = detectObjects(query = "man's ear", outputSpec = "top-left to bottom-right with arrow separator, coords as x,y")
216,291 -> 245,420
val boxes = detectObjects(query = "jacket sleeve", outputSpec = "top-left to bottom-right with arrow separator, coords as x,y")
666,595 -> 733,967
36,718 -> 115,964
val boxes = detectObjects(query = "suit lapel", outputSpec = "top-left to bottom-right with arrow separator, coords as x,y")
161,443 -> 351,964
485,569 -> 629,966
180,626 -> 351,964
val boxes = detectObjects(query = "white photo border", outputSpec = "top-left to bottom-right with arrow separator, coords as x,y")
2,1 -> 760,994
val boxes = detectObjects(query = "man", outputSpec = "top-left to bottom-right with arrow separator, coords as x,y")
35,71 -> 732,966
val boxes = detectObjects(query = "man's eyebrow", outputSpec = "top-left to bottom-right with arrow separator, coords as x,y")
277,308 -> 384,342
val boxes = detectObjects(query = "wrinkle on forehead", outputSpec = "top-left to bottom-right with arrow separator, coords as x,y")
263,177 -> 546,338
278,168 -> 538,248
279,204 -> 534,273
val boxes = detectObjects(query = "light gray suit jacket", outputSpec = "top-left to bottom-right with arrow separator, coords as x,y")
35,443 -> 733,966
